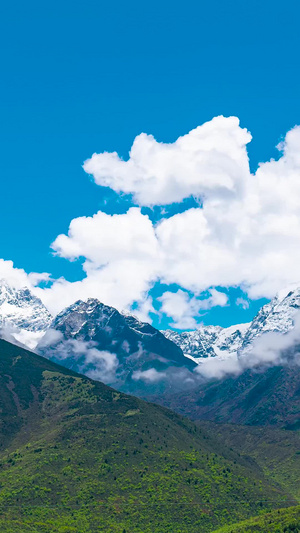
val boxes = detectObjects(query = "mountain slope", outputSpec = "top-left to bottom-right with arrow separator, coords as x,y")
156,364 -> 300,428
0,339 -> 293,532
201,422 -> 300,502
156,288 -> 300,429
39,298 -> 195,395
212,505 -> 300,533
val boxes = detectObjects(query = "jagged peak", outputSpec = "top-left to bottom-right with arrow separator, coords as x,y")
275,282 -> 300,302
0,280 -> 52,349
58,297 -> 117,313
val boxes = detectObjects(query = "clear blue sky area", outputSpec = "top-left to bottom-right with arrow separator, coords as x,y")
0,0 -> 299,326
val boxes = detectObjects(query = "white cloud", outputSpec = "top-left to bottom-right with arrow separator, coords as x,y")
83,116 -> 251,206
0,325 -> 22,345
236,297 -> 250,309
196,312 -> 300,379
159,290 -> 199,329
38,333 -> 119,383
40,119 -> 300,318
38,328 -> 64,348
132,368 -> 167,382
240,313 -> 300,368
195,354 -> 241,380
44,208 -> 160,315
205,289 -> 228,309
0,259 -> 50,290
129,297 -> 155,323
158,289 -> 228,329
2,117 -> 300,326
53,208 -> 159,264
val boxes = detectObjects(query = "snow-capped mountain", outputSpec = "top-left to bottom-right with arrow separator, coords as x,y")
240,287 -> 300,352
158,287 -> 300,427
163,286 -> 300,361
49,298 -> 189,364
0,280 -> 52,349
1,276 -> 300,382
164,323 -> 250,361
38,298 -> 195,394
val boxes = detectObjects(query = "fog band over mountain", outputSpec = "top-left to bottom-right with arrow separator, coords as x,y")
196,312 -> 300,380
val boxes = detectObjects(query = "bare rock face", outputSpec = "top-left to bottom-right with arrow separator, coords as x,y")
38,298 -> 195,395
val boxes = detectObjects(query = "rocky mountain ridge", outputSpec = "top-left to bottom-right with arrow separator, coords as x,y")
38,297 -> 195,395
164,323 -> 250,361
164,286 -> 300,360
1,279 -> 300,389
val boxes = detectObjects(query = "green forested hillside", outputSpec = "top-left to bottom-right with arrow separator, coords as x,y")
212,504 -> 300,532
0,339 -> 294,532
202,422 -> 300,502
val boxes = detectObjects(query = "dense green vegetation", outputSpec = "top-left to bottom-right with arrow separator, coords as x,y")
0,339 -> 295,532
202,422 -> 300,502
212,505 -> 300,532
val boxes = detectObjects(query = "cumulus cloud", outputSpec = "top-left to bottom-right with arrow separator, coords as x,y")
40,208 -> 160,314
158,289 -> 228,329
46,118 -> 300,321
0,259 -> 50,291
131,296 -> 157,322
83,116 -> 251,206
2,116 -> 300,326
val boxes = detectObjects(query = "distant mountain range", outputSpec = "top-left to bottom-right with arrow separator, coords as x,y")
159,288 -> 300,428
164,286 -> 300,361
0,279 -> 299,422
164,323 -> 249,361
2,278 -> 300,363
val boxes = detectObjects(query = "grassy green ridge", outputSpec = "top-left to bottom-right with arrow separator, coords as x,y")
212,505 -> 300,532
0,339 -> 294,532
201,422 -> 300,502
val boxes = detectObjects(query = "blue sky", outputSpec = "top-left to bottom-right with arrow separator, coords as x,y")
1,0 -> 300,328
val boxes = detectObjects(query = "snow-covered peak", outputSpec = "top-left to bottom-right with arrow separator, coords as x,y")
163,287 -> 300,362
0,280 -> 53,348
1,275 -> 300,370
164,323 -> 249,361
0,280 -> 52,331
52,298 -> 120,338
275,282 -> 300,302
240,287 -> 300,351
